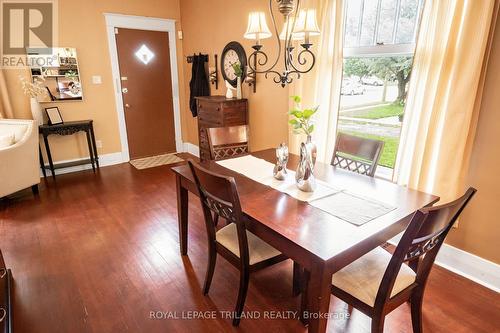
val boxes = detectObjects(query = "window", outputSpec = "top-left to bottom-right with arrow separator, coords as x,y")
344,0 -> 423,55
337,0 -> 423,179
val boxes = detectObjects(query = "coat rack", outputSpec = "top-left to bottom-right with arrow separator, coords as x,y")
186,53 -> 208,64
187,54 -> 219,90
209,54 -> 219,90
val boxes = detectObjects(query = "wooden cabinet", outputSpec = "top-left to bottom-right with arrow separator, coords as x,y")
0,250 -> 12,333
196,96 -> 248,161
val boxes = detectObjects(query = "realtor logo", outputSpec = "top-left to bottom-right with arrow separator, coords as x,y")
1,0 -> 57,60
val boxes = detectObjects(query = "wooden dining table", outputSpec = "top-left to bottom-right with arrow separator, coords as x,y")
171,149 -> 439,333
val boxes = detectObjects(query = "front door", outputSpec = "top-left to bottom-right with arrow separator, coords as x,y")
115,28 -> 176,159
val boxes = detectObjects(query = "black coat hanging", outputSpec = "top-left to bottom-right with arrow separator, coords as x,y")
189,54 -> 210,117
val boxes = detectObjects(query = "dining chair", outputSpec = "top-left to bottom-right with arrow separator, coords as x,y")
187,160 -> 294,326
207,125 -> 249,161
331,133 -> 384,177
327,187 -> 477,333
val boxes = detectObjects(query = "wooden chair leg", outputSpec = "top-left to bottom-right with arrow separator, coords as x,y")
213,213 -> 219,226
31,184 -> 39,196
292,261 -> 302,296
411,290 -> 424,333
232,268 -> 250,326
371,315 -> 385,333
203,242 -> 217,295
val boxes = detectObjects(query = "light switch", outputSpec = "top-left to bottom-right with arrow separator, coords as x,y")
92,76 -> 102,84
178,30 -> 183,40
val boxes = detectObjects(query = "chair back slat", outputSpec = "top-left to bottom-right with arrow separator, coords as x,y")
374,187 -> 477,308
207,125 -> 249,161
406,189 -> 476,260
332,133 -> 384,177
187,160 -> 250,263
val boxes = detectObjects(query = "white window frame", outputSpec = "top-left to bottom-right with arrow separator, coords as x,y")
343,0 -> 423,58
344,43 -> 415,58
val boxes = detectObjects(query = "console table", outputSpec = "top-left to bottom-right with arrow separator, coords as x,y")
39,120 -> 99,180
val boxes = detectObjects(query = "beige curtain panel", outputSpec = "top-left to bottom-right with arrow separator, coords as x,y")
394,0 -> 499,203
290,0 -> 344,163
0,69 -> 14,119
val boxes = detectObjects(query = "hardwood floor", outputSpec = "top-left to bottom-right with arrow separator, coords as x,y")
0,158 -> 499,333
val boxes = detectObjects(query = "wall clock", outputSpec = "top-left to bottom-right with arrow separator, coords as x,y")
221,41 -> 247,88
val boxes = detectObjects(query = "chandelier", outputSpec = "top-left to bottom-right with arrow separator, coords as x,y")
244,0 -> 320,87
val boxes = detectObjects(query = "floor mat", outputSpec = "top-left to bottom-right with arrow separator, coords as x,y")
129,153 -> 184,170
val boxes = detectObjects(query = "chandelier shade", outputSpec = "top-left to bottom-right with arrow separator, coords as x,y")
295,9 -> 320,36
244,12 -> 272,41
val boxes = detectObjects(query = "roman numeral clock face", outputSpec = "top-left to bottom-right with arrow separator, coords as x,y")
221,42 -> 247,88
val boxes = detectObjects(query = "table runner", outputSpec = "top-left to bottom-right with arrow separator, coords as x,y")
216,155 -> 396,225
216,155 -> 339,202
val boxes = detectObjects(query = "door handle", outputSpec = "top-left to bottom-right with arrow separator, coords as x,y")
125,104 -> 131,108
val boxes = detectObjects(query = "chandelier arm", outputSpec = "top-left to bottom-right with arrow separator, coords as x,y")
288,48 -> 316,74
264,70 -> 286,84
268,0 -> 282,71
248,50 -> 271,74
285,0 -> 301,71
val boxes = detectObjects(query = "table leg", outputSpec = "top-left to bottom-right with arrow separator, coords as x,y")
42,134 -> 56,180
305,263 -> 332,333
85,130 -> 96,173
89,125 -> 99,168
176,174 -> 189,255
39,146 -> 47,178
293,261 -> 303,296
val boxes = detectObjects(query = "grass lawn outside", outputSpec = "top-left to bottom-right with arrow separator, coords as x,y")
340,131 -> 400,168
349,103 -> 404,119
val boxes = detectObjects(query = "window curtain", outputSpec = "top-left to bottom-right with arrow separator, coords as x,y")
394,0 -> 499,202
0,70 -> 14,119
289,0 -> 344,163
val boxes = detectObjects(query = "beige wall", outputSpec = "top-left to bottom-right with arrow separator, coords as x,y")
446,19 -> 500,264
179,0 -> 290,150
6,0 -> 186,162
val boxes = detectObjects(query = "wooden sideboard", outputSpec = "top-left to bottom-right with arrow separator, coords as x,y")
196,96 -> 248,161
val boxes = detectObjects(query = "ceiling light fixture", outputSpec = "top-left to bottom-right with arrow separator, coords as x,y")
244,0 -> 320,87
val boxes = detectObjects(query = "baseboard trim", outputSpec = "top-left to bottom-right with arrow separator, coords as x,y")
183,143 -> 199,157
433,244 -> 500,293
39,152 -> 125,177
389,237 -> 500,293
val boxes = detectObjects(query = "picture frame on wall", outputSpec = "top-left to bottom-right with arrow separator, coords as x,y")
45,107 -> 64,125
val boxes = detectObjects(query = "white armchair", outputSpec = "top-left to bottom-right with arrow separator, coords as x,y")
0,119 -> 40,198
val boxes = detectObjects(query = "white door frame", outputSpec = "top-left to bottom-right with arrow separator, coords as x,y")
104,13 -> 183,162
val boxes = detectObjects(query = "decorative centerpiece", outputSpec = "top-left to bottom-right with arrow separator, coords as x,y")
288,95 -> 318,192
19,75 -> 46,125
225,80 -> 236,99
273,143 -> 289,180
232,62 -> 243,99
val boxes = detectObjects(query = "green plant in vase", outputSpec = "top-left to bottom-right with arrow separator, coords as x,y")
231,62 -> 243,78
231,62 -> 243,99
288,95 -> 318,137
289,95 -> 319,192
